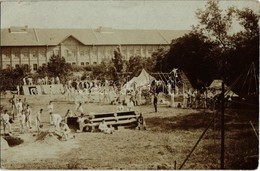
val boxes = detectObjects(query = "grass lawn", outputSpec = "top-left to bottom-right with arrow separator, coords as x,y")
1,93 -> 258,169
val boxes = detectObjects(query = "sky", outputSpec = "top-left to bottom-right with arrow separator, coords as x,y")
1,0 -> 259,30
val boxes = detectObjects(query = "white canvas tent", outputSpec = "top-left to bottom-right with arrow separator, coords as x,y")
125,69 -> 155,89
209,80 -> 238,97
209,80 -> 228,90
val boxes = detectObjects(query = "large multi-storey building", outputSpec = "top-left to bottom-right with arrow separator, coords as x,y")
1,26 -> 189,71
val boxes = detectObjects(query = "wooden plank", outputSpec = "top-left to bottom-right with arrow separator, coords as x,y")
116,115 -> 137,119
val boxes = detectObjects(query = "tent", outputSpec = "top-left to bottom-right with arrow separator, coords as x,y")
209,80 -> 228,90
209,79 -> 238,97
125,69 -> 155,89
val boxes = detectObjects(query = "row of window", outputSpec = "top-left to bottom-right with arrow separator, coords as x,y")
4,61 -> 99,71
5,63 -> 41,71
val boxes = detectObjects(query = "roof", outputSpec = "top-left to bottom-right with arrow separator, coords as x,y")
126,69 -> 155,88
1,27 -> 190,46
209,80 -> 228,90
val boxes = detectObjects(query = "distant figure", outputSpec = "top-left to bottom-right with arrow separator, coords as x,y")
76,113 -> 92,132
126,97 -> 134,111
47,101 -> 54,124
137,113 -> 146,130
75,102 -> 84,114
50,112 -> 62,131
18,110 -> 26,133
2,110 -> 12,135
116,101 -> 124,112
9,95 -> 17,114
16,99 -> 23,114
98,119 -> 113,134
22,98 -> 28,110
45,76 -> 48,85
17,85 -> 20,95
56,76 -> 60,84
153,93 -> 158,112
183,91 -> 188,109
25,104 -> 32,130
51,77 -> 55,85
35,108 -> 43,132
60,120 -> 71,140
28,77 -> 33,85
23,77 -> 27,85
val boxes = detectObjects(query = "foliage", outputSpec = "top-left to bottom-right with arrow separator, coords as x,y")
0,65 -> 31,92
47,55 -> 72,80
112,46 -> 123,73
164,32 -> 218,88
151,47 -> 168,72
155,0 -> 259,91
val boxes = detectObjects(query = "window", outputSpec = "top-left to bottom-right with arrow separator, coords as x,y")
93,62 -> 97,65
86,62 -> 89,65
33,64 -> 38,71
81,62 -> 84,66
14,51 -> 20,59
31,49 -> 38,58
72,62 -> 76,65
54,49 -> 59,56
24,64 -> 29,71
80,51 -> 84,57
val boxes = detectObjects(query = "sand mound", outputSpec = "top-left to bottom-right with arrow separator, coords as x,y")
1,137 -> 9,150
35,132 -> 60,144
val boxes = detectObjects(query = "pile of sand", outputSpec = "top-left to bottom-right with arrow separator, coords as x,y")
35,132 -> 60,144
1,137 -> 9,150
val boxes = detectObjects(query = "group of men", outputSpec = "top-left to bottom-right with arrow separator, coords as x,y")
1,94 -> 147,141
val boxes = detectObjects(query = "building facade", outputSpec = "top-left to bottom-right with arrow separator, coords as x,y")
1,26 -> 189,71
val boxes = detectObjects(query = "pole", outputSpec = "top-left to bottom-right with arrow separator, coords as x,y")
179,116 -> 215,169
220,81 -> 225,169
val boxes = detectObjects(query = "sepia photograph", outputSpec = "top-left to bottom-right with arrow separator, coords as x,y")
0,0 -> 259,169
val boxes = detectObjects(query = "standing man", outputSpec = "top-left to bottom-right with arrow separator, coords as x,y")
9,95 -> 17,117
35,108 -> 43,132
2,110 -> 12,135
153,93 -> 158,112
25,104 -> 33,130
50,112 -> 62,131
47,101 -> 54,124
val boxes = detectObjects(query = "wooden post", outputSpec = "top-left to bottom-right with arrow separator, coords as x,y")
220,81 -> 225,169
174,160 -> 176,170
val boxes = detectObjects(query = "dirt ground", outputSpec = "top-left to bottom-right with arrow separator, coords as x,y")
0,93 -> 258,169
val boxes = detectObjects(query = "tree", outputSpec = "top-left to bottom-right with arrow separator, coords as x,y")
151,47 -> 168,72
46,55 -> 72,83
112,46 -> 123,73
0,65 -> 31,92
164,32 -> 217,88
190,0 -> 258,88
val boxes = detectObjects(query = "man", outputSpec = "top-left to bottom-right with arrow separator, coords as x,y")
2,110 -> 12,135
18,110 -> 26,133
50,112 -> 62,131
76,113 -> 92,132
9,95 -> 17,115
153,93 -> 158,112
47,101 -> 54,124
35,109 -> 43,132
137,113 -> 146,130
60,120 -> 71,141
116,101 -> 124,112
16,99 -> 23,115
25,104 -> 33,130
98,119 -> 113,134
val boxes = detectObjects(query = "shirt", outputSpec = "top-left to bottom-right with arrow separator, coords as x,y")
2,113 -> 10,124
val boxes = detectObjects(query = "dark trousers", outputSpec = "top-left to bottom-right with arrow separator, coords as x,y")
153,101 -> 157,112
